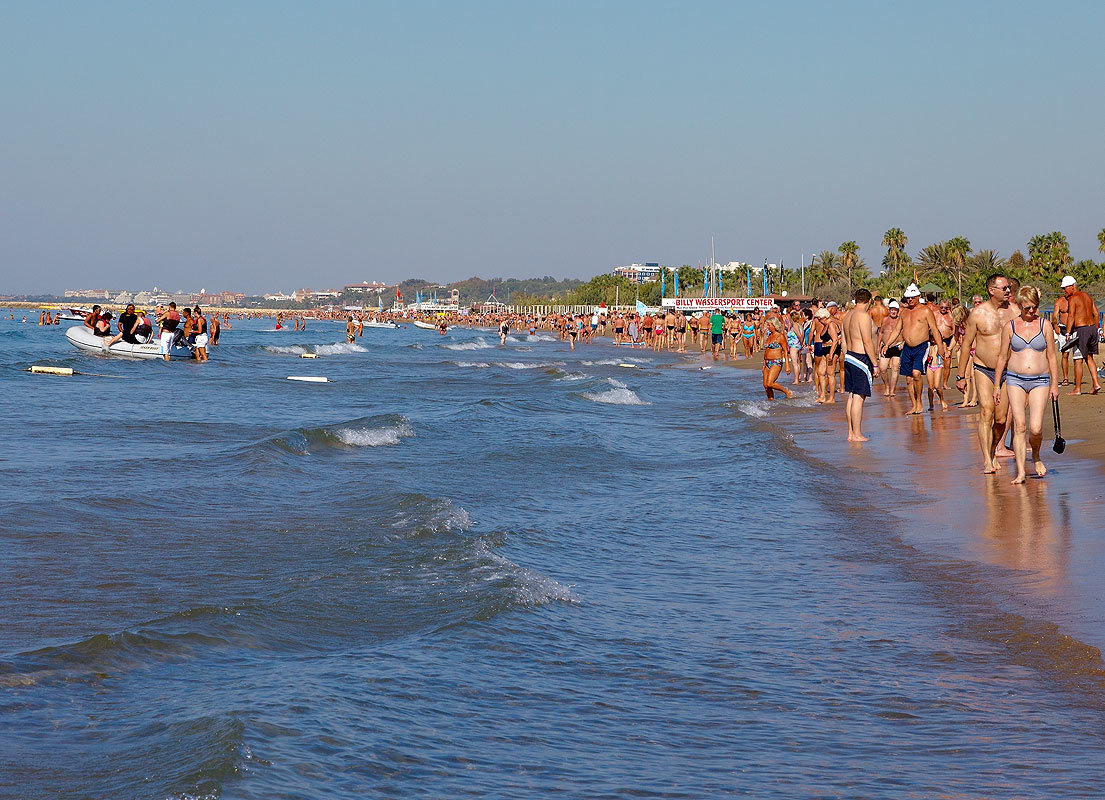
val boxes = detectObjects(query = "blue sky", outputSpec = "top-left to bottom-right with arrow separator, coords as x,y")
3,0 -> 1103,294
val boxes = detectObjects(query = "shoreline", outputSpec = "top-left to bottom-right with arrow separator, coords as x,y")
706,343 -> 1105,477
712,346 -> 1105,656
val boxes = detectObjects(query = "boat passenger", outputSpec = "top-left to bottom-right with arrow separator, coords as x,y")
156,302 -> 181,362
84,305 -> 102,331
134,310 -> 153,342
103,304 -> 140,348
93,311 -> 113,337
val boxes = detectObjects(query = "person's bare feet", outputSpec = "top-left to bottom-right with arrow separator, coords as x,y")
847,434 -> 869,442
1034,461 -> 1047,477
983,461 -> 999,474
1012,473 -> 1027,484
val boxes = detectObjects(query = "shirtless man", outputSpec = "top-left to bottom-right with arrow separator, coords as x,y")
83,305 -> 102,332
869,294 -> 888,332
958,274 -> 1019,473
927,299 -> 955,411
880,284 -> 946,415
346,316 -> 356,343
1053,290 -> 1071,385
664,309 -> 677,349
1059,275 -> 1101,395
842,288 -> 880,442
877,300 -> 903,396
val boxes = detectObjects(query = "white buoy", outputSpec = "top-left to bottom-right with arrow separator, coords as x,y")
30,365 -> 74,376
287,376 -> 329,383
618,363 -> 637,368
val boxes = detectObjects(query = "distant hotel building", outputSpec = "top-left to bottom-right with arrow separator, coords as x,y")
64,288 -> 114,300
612,263 -> 662,284
344,281 -> 390,295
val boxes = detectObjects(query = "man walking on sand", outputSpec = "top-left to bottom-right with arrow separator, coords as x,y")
709,308 -> 725,360
958,274 -> 1019,474
1059,275 -> 1101,395
880,284 -> 946,416
842,288 -> 880,442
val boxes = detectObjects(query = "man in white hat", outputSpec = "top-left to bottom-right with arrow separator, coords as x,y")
1059,275 -> 1101,394
881,284 -> 946,415
959,273 -> 1019,473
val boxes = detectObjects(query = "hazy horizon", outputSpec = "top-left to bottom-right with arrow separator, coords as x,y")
4,1 -> 1103,295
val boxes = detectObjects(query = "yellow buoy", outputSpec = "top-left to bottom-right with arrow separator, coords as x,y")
30,366 -> 74,376
300,352 -> 319,358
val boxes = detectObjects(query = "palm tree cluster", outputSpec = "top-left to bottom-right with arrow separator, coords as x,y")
800,228 -> 1105,303
563,226 -> 1105,308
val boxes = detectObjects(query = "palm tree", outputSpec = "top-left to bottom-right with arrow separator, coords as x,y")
1027,231 -> 1072,279
810,250 -> 841,288
945,236 -> 973,301
915,241 -> 950,286
1098,228 -> 1105,256
881,228 -> 909,277
851,256 -> 871,287
839,241 -> 860,290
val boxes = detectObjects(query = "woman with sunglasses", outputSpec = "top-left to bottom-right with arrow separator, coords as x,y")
992,286 -> 1060,484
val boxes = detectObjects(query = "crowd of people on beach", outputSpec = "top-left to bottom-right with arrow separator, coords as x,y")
817,274 -> 1098,485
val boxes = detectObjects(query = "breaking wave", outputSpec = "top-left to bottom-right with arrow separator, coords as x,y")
579,379 -> 649,406
264,414 -> 414,455
261,342 -> 368,356
314,342 -> 368,355
443,338 -> 493,351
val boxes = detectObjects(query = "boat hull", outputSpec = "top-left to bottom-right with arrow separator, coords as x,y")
65,325 -> 194,360
412,320 -> 450,331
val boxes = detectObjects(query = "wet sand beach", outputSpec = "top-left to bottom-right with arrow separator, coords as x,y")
719,349 -> 1105,659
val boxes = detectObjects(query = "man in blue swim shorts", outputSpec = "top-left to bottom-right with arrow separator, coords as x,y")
880,283 -> 946,415
842,288 -> 880,441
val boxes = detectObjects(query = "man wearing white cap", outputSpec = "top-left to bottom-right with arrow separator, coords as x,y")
881,284 -> 946,415
1059,275 -> 1101,394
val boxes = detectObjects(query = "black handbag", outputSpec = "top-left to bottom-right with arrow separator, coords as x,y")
1052,397 -> 1066,454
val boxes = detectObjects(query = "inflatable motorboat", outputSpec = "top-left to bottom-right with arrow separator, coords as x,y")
65,325 -> 195,360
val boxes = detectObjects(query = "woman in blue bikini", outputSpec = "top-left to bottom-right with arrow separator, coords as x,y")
993,285 -> 1060,484
762,317 -> 794,400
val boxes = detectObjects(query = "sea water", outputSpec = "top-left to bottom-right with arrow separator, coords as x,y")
2,317 -> 1104,799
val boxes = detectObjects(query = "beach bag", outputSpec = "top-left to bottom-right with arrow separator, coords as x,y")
1051,397 -> 1066,454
